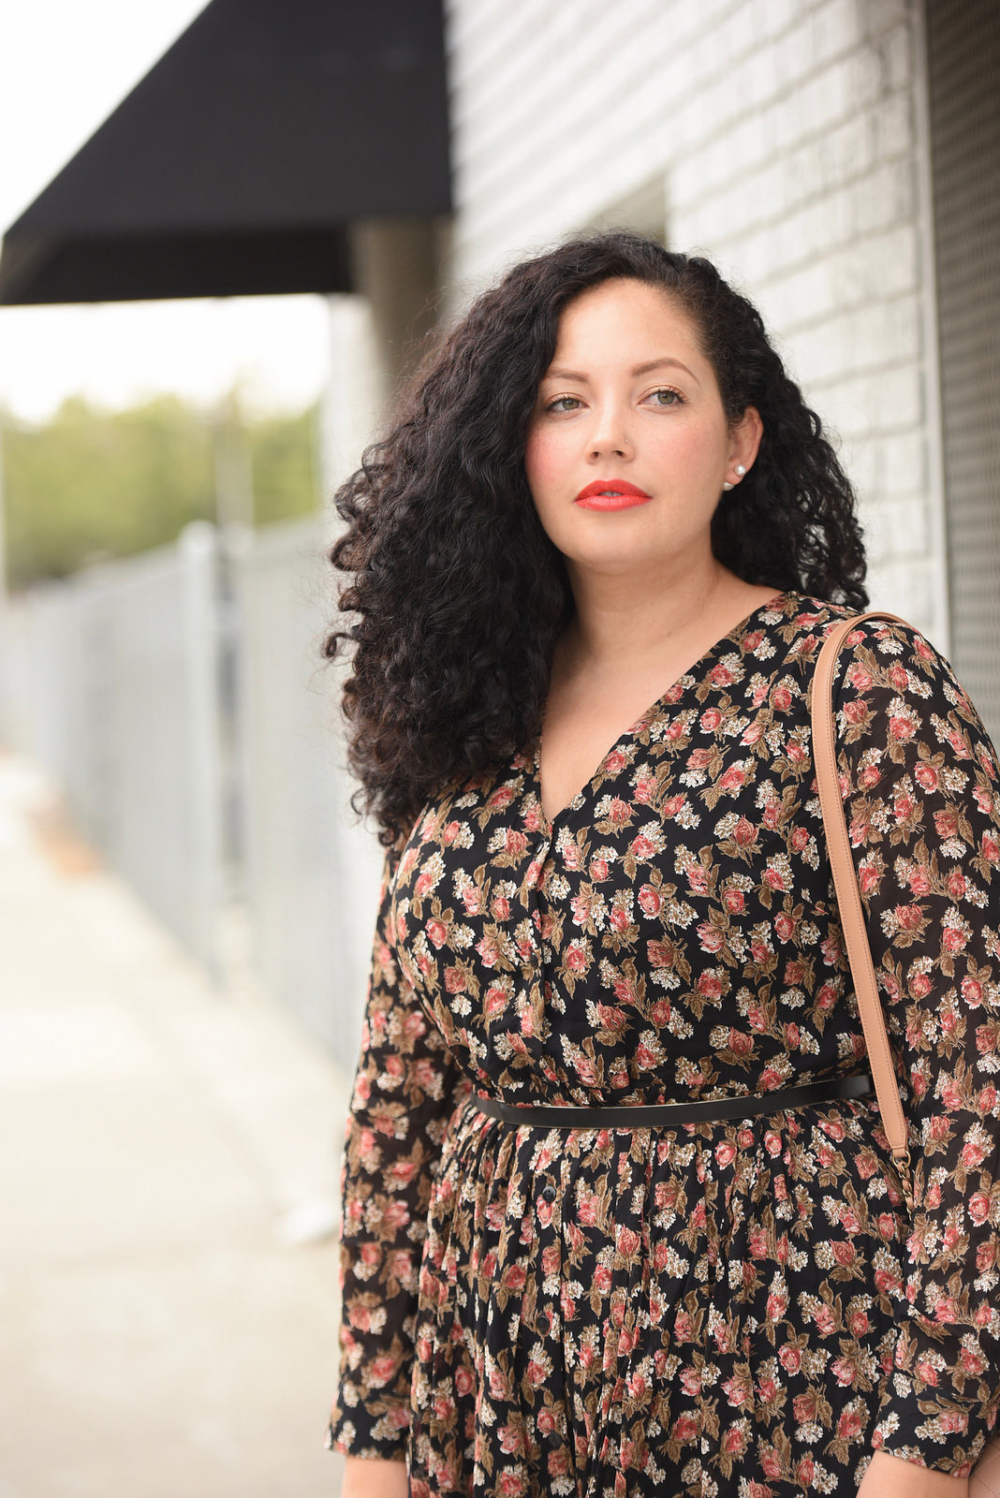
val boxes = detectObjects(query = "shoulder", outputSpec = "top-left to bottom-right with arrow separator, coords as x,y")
810,606 -> 999,783
378,823 -> 416,890
820,608 -> 970,715
786,594 -> 959,698
753,593 -> 891,690
758,590 -> 861,660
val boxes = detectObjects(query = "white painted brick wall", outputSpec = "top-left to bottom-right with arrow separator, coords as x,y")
441,0 -> 943,636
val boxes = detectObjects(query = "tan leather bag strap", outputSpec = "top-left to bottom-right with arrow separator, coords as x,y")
811,609 -> 914,1185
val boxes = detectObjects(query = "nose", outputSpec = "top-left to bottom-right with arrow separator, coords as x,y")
587,400 -> 632,459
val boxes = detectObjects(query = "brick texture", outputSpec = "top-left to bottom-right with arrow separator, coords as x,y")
441,0 -> 940,632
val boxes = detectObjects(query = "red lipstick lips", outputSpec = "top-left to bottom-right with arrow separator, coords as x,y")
574,479 -> 653,511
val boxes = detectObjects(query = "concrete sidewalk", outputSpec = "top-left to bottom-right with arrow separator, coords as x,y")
0,745 -> 351,1497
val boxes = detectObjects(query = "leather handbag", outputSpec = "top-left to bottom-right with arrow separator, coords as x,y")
812,608 -> 1000,1495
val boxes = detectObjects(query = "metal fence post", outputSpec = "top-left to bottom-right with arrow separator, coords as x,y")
179,520 -> 226,981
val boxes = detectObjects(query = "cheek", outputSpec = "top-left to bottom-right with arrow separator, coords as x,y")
523,425 -> 566,505
647,418 -> 718,475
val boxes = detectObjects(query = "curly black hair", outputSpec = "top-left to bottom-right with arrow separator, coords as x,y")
323,229 -> 869,849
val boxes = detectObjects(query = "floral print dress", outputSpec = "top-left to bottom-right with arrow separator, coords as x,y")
325,589 -> 1000,1497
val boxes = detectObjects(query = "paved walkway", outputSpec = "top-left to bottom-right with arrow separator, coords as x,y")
0,745 -> 351,1497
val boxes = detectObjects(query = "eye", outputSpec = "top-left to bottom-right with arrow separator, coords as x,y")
541,386 -> 686,414
541,389 -> 682,413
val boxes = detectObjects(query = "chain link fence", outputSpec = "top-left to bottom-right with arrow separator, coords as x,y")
0,516 -> 383,1069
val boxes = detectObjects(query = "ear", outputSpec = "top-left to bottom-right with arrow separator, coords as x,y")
729,406 -> 763,475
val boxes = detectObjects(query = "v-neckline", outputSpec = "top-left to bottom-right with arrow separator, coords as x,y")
531,589 -> 791,838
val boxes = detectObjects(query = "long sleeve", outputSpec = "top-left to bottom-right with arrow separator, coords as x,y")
829,614 -> 1000,1476
325,838 -> 470,1461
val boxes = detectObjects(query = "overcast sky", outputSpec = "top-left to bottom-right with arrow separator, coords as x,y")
0,1 -> 331,422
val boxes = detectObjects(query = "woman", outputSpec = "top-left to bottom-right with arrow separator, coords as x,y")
323,231 -> 1000,1496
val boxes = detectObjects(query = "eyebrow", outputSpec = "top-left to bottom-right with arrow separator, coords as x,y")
541,357 -> 700,385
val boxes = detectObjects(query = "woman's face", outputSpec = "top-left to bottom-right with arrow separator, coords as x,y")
523,277 -> 761,576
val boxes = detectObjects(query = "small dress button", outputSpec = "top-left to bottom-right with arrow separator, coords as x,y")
542,1184 -> 557,1202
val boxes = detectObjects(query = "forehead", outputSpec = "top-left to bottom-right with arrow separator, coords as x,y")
547,279 -> 703,363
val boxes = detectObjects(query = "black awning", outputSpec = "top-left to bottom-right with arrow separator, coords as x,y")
0,0 -> 452,305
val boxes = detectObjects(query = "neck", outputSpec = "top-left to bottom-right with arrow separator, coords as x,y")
559,556 -> 745,678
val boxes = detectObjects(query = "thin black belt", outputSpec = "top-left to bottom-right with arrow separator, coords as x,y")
471,1072 -> 874,1128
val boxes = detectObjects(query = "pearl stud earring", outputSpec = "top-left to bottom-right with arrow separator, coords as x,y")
723,462 -> 748,492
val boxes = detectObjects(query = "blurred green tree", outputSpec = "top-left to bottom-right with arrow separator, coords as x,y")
250,405 -> 321,527
0,392 -> 321,591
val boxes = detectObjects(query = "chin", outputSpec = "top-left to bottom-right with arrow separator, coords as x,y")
570,539 -> 661,571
